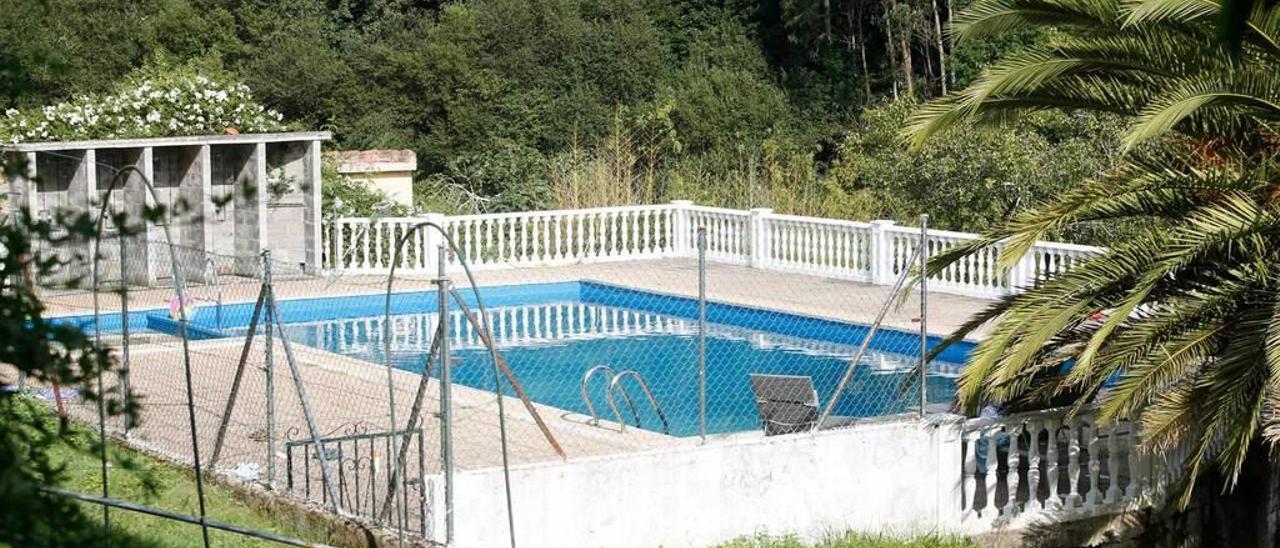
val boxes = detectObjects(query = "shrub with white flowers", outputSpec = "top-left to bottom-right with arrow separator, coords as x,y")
1,73 -> 290,144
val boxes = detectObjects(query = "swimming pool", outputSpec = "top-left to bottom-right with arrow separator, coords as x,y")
67,280 -> 972,436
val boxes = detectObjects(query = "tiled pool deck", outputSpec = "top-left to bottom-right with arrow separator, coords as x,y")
20,258 -> 995,478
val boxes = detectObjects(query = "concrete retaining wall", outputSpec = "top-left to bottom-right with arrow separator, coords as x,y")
442,417 -> 963,548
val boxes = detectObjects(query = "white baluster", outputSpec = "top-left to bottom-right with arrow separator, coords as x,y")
822,227 -> 833,271
1105,423 -> 1122,503
520,214 -> 529,262
532,215 -> 543,262
1067,417 -> 1082,508
470,219 -> 481,264
984,426 -> 1000,521
582,213 -> 592,259
1086,422 -> 1101,508
786,221 -> 796,265
662,208 -> 674,254
485,218 -> 495,265
334,222 -> 346,270
638,209 -> 649,256
624,209 -> 634,257
508,217 -> 517,263
568,214 -> 579,259
964,429 -> 979,521
616,211 -> 627,256
1027,420 -> 1042,513
1125,427 -> 1142,501
837,230 -> 849,273
606,212 -> 617,256
493,217 -> 504,263
1004,423 -> 1021,518
361,220 -> 371,270
1046,418 -> 1060,510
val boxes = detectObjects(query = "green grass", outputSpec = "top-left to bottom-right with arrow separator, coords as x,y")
716,532 -> 977,548
23,401 -> 366,547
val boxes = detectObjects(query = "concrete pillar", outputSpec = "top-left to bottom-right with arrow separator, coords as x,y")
869,219 -> 897,285
234,142 -> 268,277
422,212 -> 446,273
60,150 -> 93,286
748,207 -> 773,268
304,139 -> 323,274
7,152 -> 38,290
669,200 -> 693,256
930,415 -> 967,530
121,148 -> 157,286
71,149 -> 93,215
176,144 -> 211,283
5,152 -> 37,216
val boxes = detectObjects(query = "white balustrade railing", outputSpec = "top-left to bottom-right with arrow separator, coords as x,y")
322,201 -> 1103,298
957,408 -> 1176,530
443,205 -> 680,270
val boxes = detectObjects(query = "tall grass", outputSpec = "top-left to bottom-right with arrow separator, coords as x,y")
549,126 -> 833,217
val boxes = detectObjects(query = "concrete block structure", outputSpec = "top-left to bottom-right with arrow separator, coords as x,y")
2,132 -> 331,284
329,149 -> 416,210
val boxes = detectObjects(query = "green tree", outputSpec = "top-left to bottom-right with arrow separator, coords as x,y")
908,0 -> 1280,513
0,0 -> 237,109
829,99 -> 1122,235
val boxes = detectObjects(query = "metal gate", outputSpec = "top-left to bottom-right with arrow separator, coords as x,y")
285,423 -> 429,536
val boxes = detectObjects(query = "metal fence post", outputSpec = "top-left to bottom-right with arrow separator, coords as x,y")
698,228 -> 708,442
919,214 -> 929,415
436,245 -> 456,545
263,250 -> 276,489
119,232 -> 133,437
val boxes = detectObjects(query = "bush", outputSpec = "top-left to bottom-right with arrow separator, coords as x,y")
320,157 -> 406,219
1,66 -> 289,143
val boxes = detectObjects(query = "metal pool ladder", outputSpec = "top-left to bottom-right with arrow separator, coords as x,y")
579,365 -> 670,434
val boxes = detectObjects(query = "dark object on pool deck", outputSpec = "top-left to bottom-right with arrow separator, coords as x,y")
749,374 -> 858,436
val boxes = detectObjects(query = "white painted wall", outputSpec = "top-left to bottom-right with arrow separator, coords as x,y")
441,417 -> 965,548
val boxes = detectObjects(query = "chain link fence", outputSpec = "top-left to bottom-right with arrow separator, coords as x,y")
19,204 -> 973,547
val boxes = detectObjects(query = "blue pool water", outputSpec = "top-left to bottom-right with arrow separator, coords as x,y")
64,281 -> 971,437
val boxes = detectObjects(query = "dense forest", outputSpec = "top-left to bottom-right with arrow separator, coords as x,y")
0,0 -> 1123,239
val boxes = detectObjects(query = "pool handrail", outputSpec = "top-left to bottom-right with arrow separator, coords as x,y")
581,365 -> 639,427
607,370 -> 671,435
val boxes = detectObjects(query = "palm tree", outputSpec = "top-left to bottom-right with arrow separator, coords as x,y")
906,0 -> 1280,505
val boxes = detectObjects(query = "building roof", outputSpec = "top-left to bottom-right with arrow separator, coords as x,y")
0,131 -> 332,153
328,149 -> 417,174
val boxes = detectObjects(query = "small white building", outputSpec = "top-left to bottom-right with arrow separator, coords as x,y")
2,131 -> 331,284
329,149 -> 416,210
